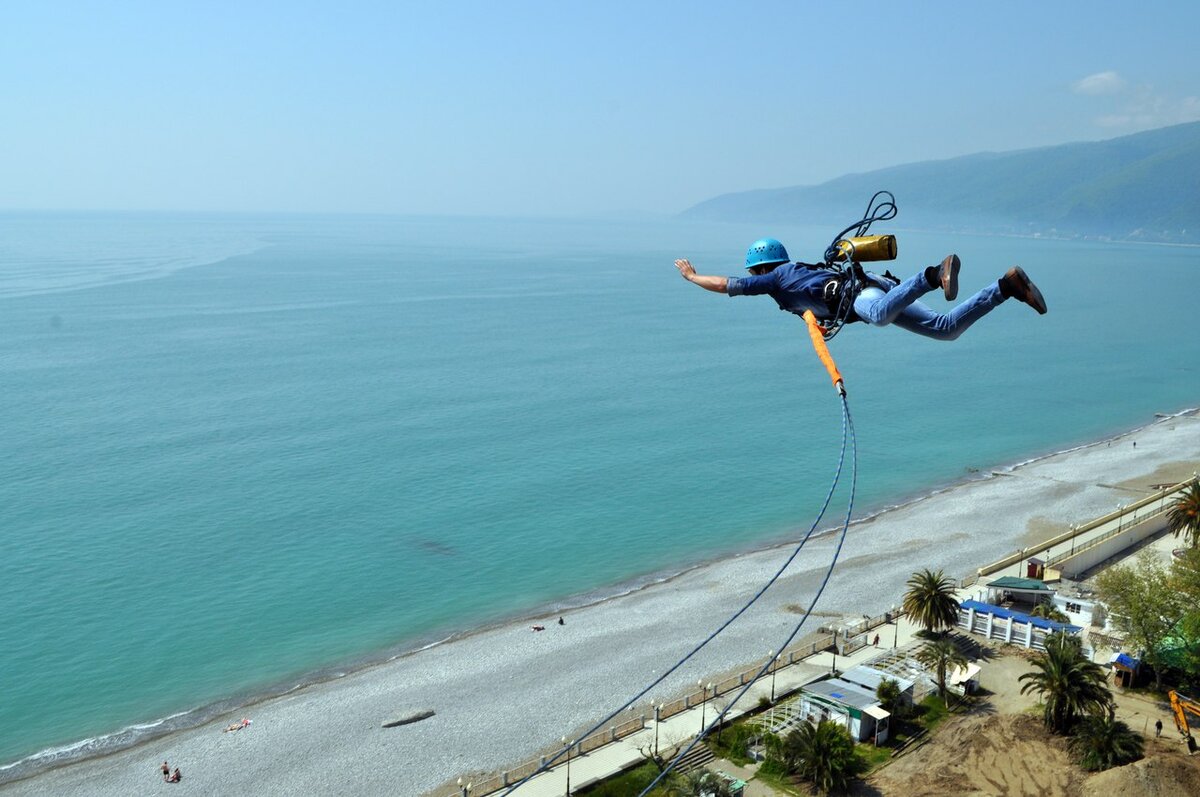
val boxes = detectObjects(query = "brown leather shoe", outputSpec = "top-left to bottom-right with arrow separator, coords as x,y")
939,254 -> 960,301
1000,266 -> 1047,314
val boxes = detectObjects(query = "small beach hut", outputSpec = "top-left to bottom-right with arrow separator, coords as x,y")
1109,652 -> 1140,687
948,662 -> 982,694
798,678 -> 890,744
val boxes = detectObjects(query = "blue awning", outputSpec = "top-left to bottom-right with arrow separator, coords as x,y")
961,599 -> 1081,633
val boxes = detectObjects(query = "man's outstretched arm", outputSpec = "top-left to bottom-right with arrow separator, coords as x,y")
674,259 -> 727,293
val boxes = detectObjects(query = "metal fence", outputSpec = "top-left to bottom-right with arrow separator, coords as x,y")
459,714 -> 648,796
1044,508 -> 1164,568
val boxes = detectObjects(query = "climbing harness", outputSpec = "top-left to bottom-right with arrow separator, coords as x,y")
813,190 -> 899,341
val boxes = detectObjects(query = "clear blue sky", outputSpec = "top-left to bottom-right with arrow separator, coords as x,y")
3,1 -> 1198,216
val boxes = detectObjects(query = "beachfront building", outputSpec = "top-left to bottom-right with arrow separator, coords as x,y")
839,665 -> 915,710
957,598 -> 1082,650
796,678 -> 891,744
984,576 -> 1056,609
1051,593 -> 1099,628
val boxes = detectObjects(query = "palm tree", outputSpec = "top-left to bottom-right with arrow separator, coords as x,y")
781,719 -> 857,795
902,569 -> 961,634
1167,480 -> 1200,548
916,637 -> 968,706
1069,709 -> 1144,771
1030,602 -> 1070,623
1019,632 -> 1112,734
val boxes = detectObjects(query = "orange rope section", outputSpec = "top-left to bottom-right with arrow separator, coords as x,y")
802,310 -> 845,394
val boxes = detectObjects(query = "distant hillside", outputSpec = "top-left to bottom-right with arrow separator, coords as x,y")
683,122 -> 1200,244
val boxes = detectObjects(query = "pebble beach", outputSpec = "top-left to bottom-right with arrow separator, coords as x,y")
4,409 -> 1199,797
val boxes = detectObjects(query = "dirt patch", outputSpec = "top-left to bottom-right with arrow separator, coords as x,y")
1077,751 -> 1200,797
973,647 -> 1040,714
1020,516 -> 1072,547
865,713 -> 1074,797
854,646 -> 1195,797
1113,459 -> 1200,493
781,603 -> 841,618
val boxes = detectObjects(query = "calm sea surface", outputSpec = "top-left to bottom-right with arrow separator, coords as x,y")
1,212 -> 1197,776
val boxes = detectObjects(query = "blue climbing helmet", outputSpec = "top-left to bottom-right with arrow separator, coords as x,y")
745,238 -> 789,271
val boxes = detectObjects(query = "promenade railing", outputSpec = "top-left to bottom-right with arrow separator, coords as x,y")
973,477 -> 1194,579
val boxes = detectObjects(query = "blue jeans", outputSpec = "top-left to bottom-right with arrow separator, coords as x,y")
852,271 -> 1005,341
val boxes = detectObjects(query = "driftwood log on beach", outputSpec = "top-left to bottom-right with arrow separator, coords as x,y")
381,709 -> 435,728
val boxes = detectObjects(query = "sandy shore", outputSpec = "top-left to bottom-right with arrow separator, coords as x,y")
4,410 -> 1199,797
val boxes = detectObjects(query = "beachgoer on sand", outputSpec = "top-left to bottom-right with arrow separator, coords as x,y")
675,239 -> 1046,341
223,718 -> 251,732
160,761 -> 170,780
168,767 -> 182,783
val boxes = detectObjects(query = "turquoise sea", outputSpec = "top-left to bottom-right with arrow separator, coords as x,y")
1,212 -> 1197,780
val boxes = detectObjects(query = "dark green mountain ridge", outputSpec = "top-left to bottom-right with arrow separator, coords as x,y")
683,122 -> 1200,244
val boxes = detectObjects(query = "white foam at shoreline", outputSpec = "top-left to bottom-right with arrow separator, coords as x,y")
3,409 -> 1199,796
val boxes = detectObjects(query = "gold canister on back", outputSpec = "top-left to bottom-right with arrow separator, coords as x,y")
835,234 -> 897,262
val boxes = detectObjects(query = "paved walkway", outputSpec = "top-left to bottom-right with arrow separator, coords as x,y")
486,617 -> 929,797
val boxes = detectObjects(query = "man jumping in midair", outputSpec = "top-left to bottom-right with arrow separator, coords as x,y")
675,238 -> 1046,340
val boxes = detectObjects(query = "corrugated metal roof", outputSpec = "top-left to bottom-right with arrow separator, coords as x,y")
986,576 -> 1053,591
840,665 -> 915,694
803,678 -> 879,709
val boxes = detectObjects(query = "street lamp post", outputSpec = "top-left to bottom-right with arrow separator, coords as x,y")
768,650 -> 777,702
698,680 -> 706,731
457,777 -> 471,797
653,702 -> 661,756
892,605 -> 899,648
561,737 -> 572,796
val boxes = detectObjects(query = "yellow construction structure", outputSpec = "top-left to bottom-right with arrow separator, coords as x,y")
1168,690 -> 1200,738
